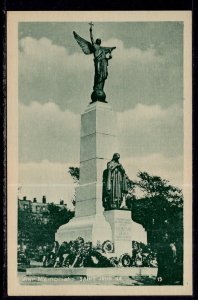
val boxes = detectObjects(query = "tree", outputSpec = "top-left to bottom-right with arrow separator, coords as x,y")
68,167 -> 183,248
131,171 -> 184,283
134,171 -> 183,207
18,203 -> 74,250
68,167 -> 80,183
47,203 -> 74,232
68,167 -> 80,206
130,171 -> 183,262
18,208 -> 35,247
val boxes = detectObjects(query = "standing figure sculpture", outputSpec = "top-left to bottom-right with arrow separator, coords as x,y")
102,153 -> 129,210
73,22 -> 116,103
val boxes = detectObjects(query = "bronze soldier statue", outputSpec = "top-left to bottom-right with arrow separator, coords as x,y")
73,22 -> 116,103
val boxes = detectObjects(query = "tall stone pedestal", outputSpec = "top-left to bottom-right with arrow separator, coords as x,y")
76,101 -> 118,217
56,101 -> 147,253
56,102 -> 118,244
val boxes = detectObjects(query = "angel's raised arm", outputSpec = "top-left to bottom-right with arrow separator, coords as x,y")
89,26 -> 94,45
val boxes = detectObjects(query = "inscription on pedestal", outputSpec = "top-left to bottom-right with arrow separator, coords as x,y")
114,218 -> 131,241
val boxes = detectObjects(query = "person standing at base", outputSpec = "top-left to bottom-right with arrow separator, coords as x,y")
156,233 -> 177,285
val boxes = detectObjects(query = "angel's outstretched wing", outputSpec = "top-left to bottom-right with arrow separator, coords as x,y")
73,31 -> 93,55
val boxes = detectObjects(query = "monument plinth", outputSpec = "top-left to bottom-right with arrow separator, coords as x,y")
56,101 -> 118,244
56,101 -> 147,255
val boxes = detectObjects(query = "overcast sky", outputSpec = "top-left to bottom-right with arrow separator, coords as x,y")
18,22 -> 183,206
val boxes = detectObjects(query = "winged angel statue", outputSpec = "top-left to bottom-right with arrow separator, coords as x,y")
73,23 -> 116,103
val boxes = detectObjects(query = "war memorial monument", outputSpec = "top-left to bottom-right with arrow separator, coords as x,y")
56,23 -> 147,255
27,23 -> 150,278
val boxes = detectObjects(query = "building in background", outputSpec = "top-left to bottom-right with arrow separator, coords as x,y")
18,196 -> 67,214
18,196 -> 73,250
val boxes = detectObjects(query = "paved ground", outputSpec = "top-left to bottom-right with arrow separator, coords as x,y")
18,271 -> 157,286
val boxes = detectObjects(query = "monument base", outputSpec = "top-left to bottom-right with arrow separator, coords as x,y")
56,209 -> 147,258
55,213 -> 112,245
104,210 -> 147,257
26,267 -> 157,278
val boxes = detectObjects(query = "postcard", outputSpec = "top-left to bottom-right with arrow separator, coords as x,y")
7,11 -> 192,296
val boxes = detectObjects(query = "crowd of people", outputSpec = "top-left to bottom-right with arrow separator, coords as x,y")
156,233 -> 181,285
131,241 -> 157,267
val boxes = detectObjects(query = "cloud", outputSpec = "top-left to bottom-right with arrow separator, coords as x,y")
117,103 -> 183,157
17,25 -> 184,200
19,160 -> 77,208
19,37 -> 93,113
18,102 -> 183,202
19,37 -> 92,72
19,101 -> 80,163
103,38 -> 164,65
18,153 -> 183,207
118,102 -> 183,132
19,37 -> 162,76
19,100 -> 183,178
19,36 -> 179,113
122,153 -> 183,189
